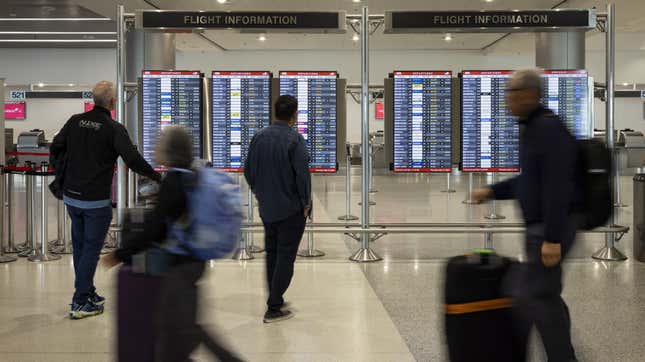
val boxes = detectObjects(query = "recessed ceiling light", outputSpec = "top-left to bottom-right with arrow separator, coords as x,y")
68,83 -> 74,87
217,0 -> 227,3
623,83 -> 629,86
444,33 -> 452,41
484,0 -> 494,2
352,34 -> 359,41
258,34 -> 266,42
353,0 -> 361,3
37,83 -> 44,87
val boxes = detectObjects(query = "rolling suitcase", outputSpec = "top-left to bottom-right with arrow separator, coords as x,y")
117,265 -> 163,362
444,250 -> 523,362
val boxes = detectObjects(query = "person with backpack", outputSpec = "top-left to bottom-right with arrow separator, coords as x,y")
472,69 -> 580,361
50,81 -> 161,320
102,126 -> 244,362
244,95 -> 311,324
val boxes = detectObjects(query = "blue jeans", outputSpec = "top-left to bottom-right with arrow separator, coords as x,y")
67,205 -> 113,304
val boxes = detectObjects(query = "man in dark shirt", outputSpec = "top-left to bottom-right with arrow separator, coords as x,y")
472,69 -> 578,361
50,81 -> 161,320
245,95 -> 311,323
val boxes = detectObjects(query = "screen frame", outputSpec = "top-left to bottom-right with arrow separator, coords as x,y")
140,69 -> 204,171
459,70 -> 520,173
541,69 -> 591,140
391,70 -> 453,173
210,70 -> 273,172
4,101 -> 26,120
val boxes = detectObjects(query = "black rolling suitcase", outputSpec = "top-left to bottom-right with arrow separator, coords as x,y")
444,250 -> 523,362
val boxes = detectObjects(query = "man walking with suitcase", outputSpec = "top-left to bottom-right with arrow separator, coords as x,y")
245,95 -> 311,323
472,69 -> 579,361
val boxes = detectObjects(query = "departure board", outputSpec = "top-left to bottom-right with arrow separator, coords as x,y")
211,71 -> 271,172
461,70 -> 519,172
392,71 -> 452,172
541,70 -> 590,139
141,70 -> 202,168
279,71 -> 337,173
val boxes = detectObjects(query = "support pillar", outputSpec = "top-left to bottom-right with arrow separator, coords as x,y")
535,31 -> 586,70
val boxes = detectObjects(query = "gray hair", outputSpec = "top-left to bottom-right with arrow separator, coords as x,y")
509,68 -> 543,97
154,125 -> 194,169
92,81 -> 116,108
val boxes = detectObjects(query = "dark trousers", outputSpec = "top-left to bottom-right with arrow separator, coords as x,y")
509,224 -> 577,362
263,211 -> 307,311
67,205 -> 113,304
156,259 -> 242,362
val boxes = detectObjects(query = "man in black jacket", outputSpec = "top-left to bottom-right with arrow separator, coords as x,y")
244,95 -> 311,324
50,81 -> 161,319
472,69 -> 579,361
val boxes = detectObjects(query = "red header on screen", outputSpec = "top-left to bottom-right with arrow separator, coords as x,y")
142,70 -> 200,76
393,168 -> 452,173
212,71 -> 270,76
462,70 -> 514,76
462,167 -> 520,172
375,102 -> 384,120
84,102 -> 116,118
280,71 -> 337,77
4,102 -> 26,120
393,71 -> 452,76
216,168 -> 244,173
310,167 -> 337,173
542,69 -> 587,75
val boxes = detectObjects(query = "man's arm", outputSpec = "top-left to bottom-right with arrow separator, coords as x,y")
113,124 -> 161,182
49,116 -> 73,166
490,176 -> 519,200
290,135 -> 312,210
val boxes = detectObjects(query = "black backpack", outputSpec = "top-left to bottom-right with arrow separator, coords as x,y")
575,138 -> 613,230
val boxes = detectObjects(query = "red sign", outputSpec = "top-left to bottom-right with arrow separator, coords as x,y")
310,167 -> 337,173
142,70 -> 201,76
542,69 -> 587,75
279,71 -> 337,77
462,70 -> 514,76
462,167 -> 520,172
84,102 -> 116,119
212,71 -> 270,76
375,101 -> 384,120
4,102 -> 26,120
393,71 -> 452,76
393,168 -> 452,173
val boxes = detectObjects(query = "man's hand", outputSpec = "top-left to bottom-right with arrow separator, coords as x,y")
100,252 -> 121,270
541,241 -> 562,267
304,207 -> 311,219
471,187 -> 493,204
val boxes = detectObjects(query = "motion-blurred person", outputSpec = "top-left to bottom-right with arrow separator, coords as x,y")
102,126 -> 244,362
51,81 -> 161,320
472,69 -> 579,361
244,95 -> 311,323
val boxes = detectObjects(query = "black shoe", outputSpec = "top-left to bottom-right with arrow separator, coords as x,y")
263,309 -> 294,324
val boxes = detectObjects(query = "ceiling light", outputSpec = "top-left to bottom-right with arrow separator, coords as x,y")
353,0 -> 361,3
623,83 -> 629,86
68,83 -> 75,87
352,34 -> 359,41
444,33 -> 453,41
485,0 -> 494,2
217,0 -> 227,3
37,83 -> 44,87
258,34 -> 266,42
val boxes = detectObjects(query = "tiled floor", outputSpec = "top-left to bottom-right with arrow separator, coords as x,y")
0,171 -> 643,361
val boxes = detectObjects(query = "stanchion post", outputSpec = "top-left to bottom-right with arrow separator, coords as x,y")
369,142 -> 377,193
298,214 -> 324,258
247,187 -> 264,253
484,231 -> 494,250
17,173 -> 35,257
339,143 -> 358,221
350,6 -> 381,262
0,168 -> 17,263
593,3 -> 627,261
614,149 -> 626,207
442,171 -> 456,193
484,173 -> 505,220
52,202 -> 73,254
232,174 -> 253,260
462,173 -> 479,204
4,172 -> 20,253
28,167 -> 60,262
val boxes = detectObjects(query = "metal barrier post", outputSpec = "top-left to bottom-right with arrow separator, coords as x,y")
17,173 -> 35,257
52,202 -> 72,254
369,142 -> 377,193
298,215 -> 324,258
484,232 -> 494,249
0,169 -> 17,263
614,149 -> 626,207
339,143 -> 358,221
484,173 -> 505,220
593,3 -> 627,261
28,168 -> 61,262
462,173 -> 479,204
49,199 -> 63,249
350,6 -> 381,262
4,172 -> 20,253
442,171 -> 456,193
232,175 -> 253,260
247,187 -> 264,253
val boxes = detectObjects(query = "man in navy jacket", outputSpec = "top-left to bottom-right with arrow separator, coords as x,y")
472,69 -> 579,361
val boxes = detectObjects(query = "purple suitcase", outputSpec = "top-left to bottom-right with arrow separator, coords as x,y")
117,265 -> 163,362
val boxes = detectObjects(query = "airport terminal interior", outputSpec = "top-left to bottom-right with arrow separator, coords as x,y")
1,0 -> 645,361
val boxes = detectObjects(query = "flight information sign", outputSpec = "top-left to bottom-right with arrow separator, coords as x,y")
461,70 -> 519,172
141,70 -> 202,169
279,71 -> 337,173
541,70 -> 590,139
392,71 -> 452,172
211,71 -> 271,172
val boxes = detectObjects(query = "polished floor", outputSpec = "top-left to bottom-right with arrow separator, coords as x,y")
0,171 -> 643,361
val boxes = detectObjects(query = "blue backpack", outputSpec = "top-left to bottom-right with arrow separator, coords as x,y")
167,168 -> 243,260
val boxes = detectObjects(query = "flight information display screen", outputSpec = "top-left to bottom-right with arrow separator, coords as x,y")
279,71 -> 337,173
392,71 -> 452,172
141,70 -> 202,168
541,70 -> 590,139
461,70 -> 519,172
211,71 -> 271,172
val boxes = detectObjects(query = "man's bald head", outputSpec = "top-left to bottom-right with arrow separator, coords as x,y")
92,81 -> 117,110
506,68 -> 543,118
